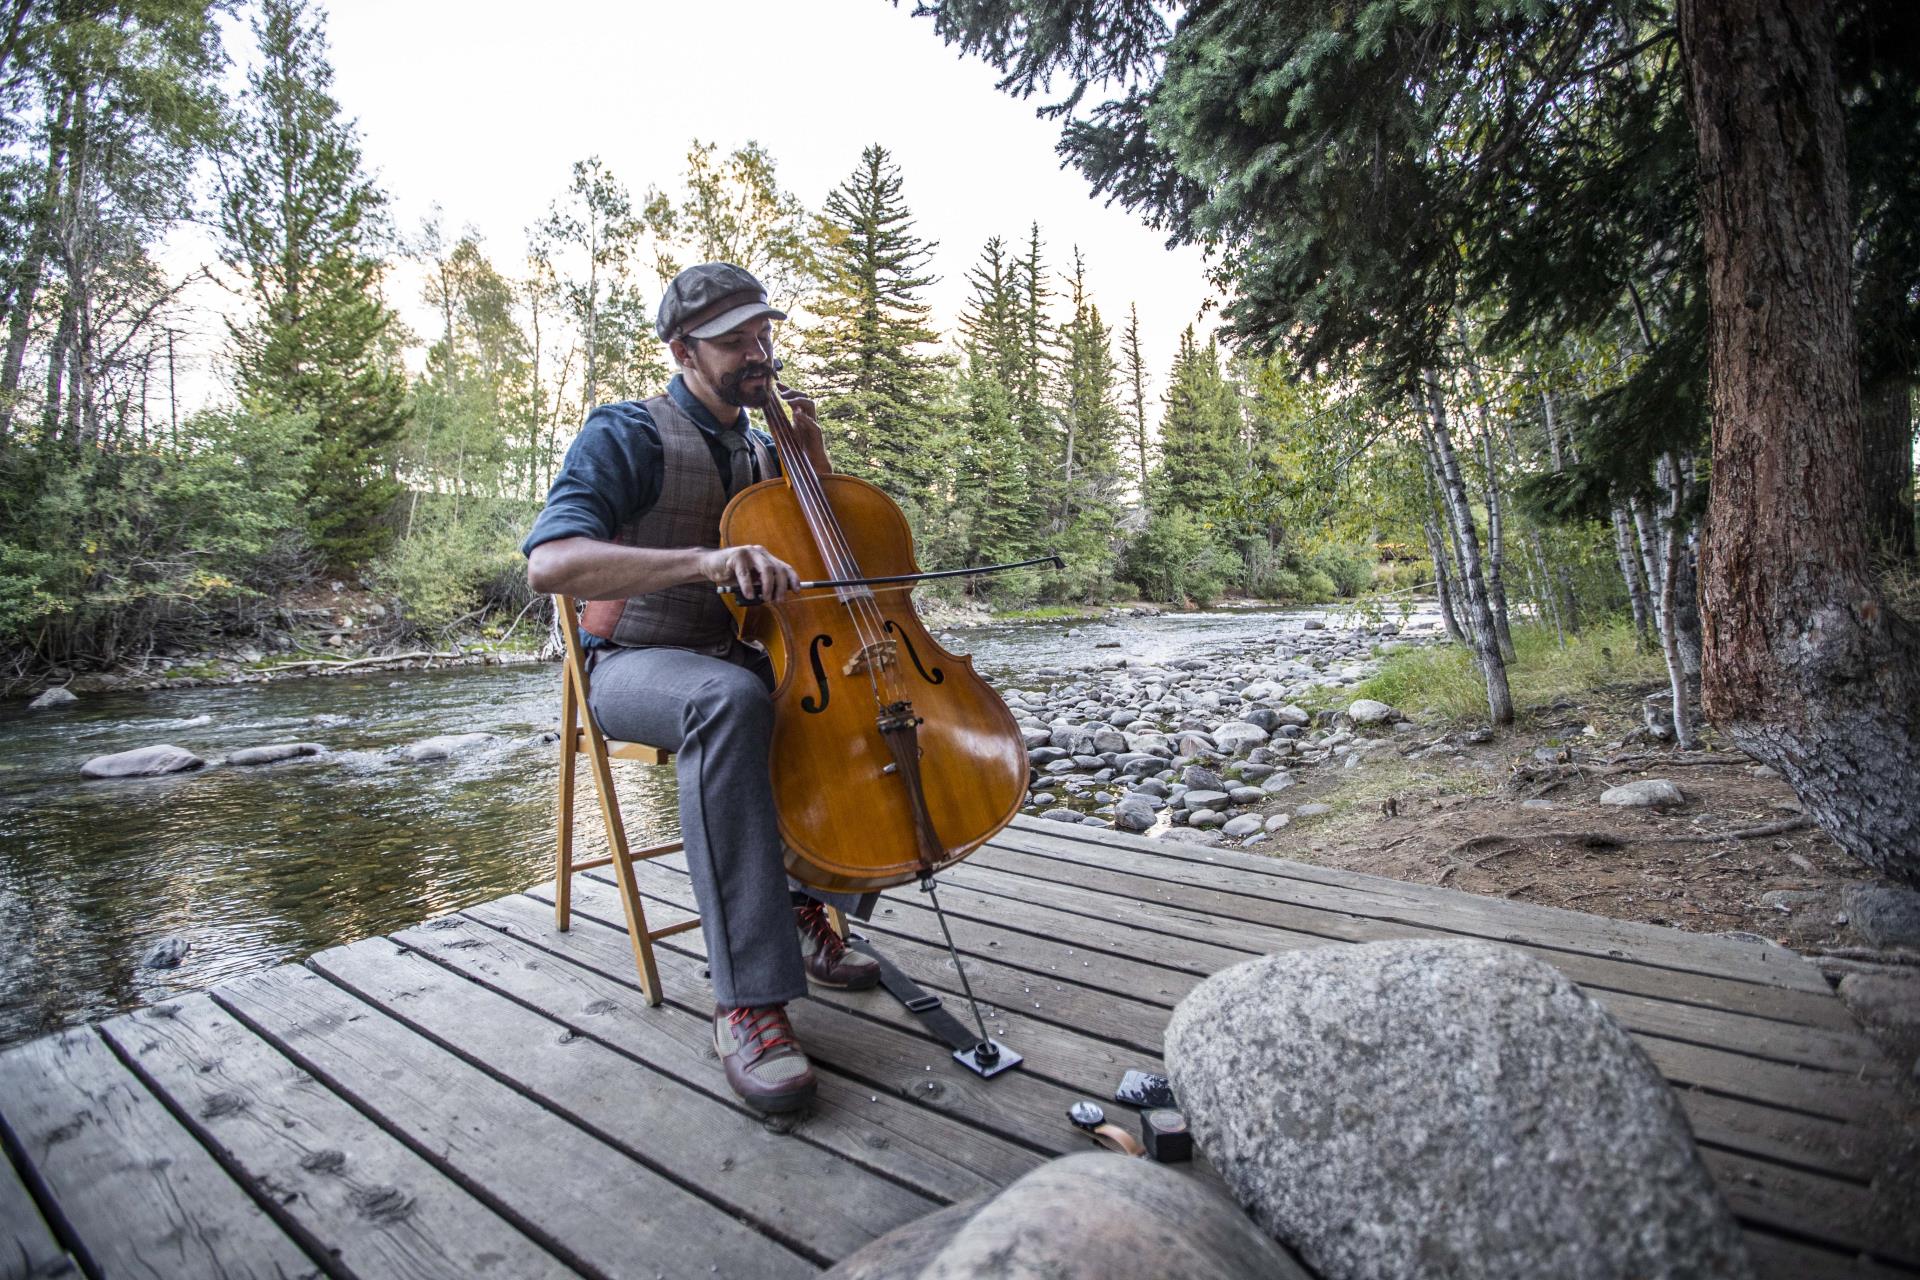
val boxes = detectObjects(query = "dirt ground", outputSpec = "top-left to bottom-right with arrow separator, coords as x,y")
1268,683 -> 1885,956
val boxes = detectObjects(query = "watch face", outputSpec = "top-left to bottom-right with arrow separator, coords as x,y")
1068,1100 -> 1105,1129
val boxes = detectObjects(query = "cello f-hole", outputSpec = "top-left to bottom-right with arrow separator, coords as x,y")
801,634 -> 833,714
884,620 -> 944,685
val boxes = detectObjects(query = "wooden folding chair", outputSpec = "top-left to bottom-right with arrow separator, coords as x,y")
552,596 -> 700,1005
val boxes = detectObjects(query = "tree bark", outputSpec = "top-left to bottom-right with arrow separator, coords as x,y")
1419,456 -> 1469,645
1611,504 -> 1655,647
1681,0 -> 1920,883
1861,378 -> 1915,559
1422,376 -> 1514,724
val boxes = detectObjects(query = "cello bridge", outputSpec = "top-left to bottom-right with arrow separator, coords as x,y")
843,640 -> 899,677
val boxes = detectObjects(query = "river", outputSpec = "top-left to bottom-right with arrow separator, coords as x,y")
0,604 -> 1394,1049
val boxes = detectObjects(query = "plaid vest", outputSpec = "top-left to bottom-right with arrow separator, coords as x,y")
578,393 -> 772,654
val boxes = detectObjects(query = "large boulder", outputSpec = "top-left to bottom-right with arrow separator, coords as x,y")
1111,794 -> 1157,833
1842,884 -> 1920,949
28,686 -> 77,709
823,1152 -> 1309,1280
1166,939 -> 1750,1280
80,744 -> 205,779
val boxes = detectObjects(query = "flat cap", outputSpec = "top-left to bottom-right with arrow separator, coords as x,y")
655,262 -> 786,343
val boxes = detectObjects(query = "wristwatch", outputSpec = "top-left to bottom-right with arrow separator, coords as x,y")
1067,1100 -> 1146,1157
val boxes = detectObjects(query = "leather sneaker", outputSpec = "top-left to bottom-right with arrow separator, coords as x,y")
713,1004 -> 815,1112
795,899 -> 881,990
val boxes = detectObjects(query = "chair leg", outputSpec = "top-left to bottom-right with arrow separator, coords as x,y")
556,666 -> 579,932
581,720 -> 666,1005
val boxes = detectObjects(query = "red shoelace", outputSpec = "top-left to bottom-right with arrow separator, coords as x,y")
795,901 -> 849,960
727,1005 -> 798,1060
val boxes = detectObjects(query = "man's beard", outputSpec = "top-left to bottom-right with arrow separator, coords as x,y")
717,364 -> 775,407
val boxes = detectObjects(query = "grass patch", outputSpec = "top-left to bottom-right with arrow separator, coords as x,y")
1316,756 -> 1492,822
1352,620 -> 1665,725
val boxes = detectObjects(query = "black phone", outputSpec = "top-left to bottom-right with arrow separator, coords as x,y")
1114,1069 -> 1175,1109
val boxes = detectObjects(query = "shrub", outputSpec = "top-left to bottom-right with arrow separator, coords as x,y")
1121,510 -> 1237,605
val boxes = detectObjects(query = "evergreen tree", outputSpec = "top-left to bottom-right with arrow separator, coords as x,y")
1120,302 -> 1153,503
1151,329 -> 1238,519
953,237 -> 1036,572
1051,249 -> 1125,594
808,145 -> 948,498
1011,223 -> 1062,520
220,0 -> 407,569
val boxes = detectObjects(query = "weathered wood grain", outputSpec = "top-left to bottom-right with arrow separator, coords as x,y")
403,907 -> 1044,1202
99,996 -> 562,1279
214,962 -> 809,1280
0,1139 -> 71,1280
307,935 -> 936,1265
1004,815 -> 1836,993
0,1027 -> 315,1280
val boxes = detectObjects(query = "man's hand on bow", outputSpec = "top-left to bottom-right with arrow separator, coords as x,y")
703,543 -> 800,604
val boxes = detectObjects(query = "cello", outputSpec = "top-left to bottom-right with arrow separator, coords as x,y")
718,384 -> 1034,895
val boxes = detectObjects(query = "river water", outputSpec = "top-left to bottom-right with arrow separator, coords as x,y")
0,604 -> 1382,1049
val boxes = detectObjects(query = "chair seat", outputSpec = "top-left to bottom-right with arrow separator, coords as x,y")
570,727 -> 671,765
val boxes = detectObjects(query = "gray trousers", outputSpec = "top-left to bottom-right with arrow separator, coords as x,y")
586,641 -> 865,1007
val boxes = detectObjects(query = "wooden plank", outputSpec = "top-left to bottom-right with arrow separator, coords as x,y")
307,935 -> 938,1265
607,855 -> 1888,1129
215,962 -> 811,1280
99,995 -> 565,1280
983,828 -> 1871,1039
457,892 -> 1179,1177
542,873 -> 1911,1268
1004,816 -> 1837,994
1744,1229 -> 1916,1279
0,1140 -> 71,1280
1705,1149 -> 1920,1269
400,909 -> 1042,1204
0,1028 -> 316,1280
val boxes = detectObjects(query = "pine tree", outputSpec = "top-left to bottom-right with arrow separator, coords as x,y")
1012,224 -> 1061,521
808,145 -> 947,499
1120,303 -> 1153,504
1152,329 -> 1238,519
1052,249 -> 1125,594
220,0 -> 407,570
954,237 -> 1035,571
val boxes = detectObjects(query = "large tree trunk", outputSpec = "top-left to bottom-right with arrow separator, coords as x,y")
1681,0 -> 1920,883
1861,377 -> 1915,559
1421,377 -> 1514,725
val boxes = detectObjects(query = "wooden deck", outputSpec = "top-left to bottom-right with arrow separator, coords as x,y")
2,814 -> 1913,1279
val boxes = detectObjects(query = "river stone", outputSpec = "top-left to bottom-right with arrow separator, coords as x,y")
1166,940 -> 1751,1280
1228,786 -> 1265,805
1131,777 -> 1170,799
1264,813 -> 1292,833
1221,814 -> 1264,837
1021,728 -> 1050,749
1040,808 -> 1085,823
29,686 -> 77,708
80,744 -> 205,779
1090,728 -> 1129,754
1188,809 -> 1226,828
1028,746 -> 1069,765
140,936 -> 192,969
1260,771 -> 1297,794
1274,704 -> 1311,727
1159,827 -> 1226,847
1347,698 -> 1395,725
1181,764 -> 1226,792
1213,721 -> 1271,753
227,742 -> 328,766
1044,759 -> 1079,775
1841,884 -> 1920,949
396,732 -> 497,763
1599,779 -> 1685,808
822,1152 -> 1309,1280
1295,802 -> 1333,818
1112,795 -> 1157,832
1182,789 -> 1230,811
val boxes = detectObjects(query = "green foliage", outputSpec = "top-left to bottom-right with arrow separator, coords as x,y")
1352,619 -> 1666,724
221,0 -> 408,570
1311,546 -> 1374,597
373,497 -> 531,632
0,409 -> 312,664
1120,508 -> 1236,605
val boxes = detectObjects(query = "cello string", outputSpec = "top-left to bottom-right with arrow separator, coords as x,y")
759,388 -> 901,706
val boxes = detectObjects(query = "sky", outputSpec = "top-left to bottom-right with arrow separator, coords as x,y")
170,0 -> 1219,415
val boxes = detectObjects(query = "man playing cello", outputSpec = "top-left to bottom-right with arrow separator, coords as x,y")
524,262 -> 879,1113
